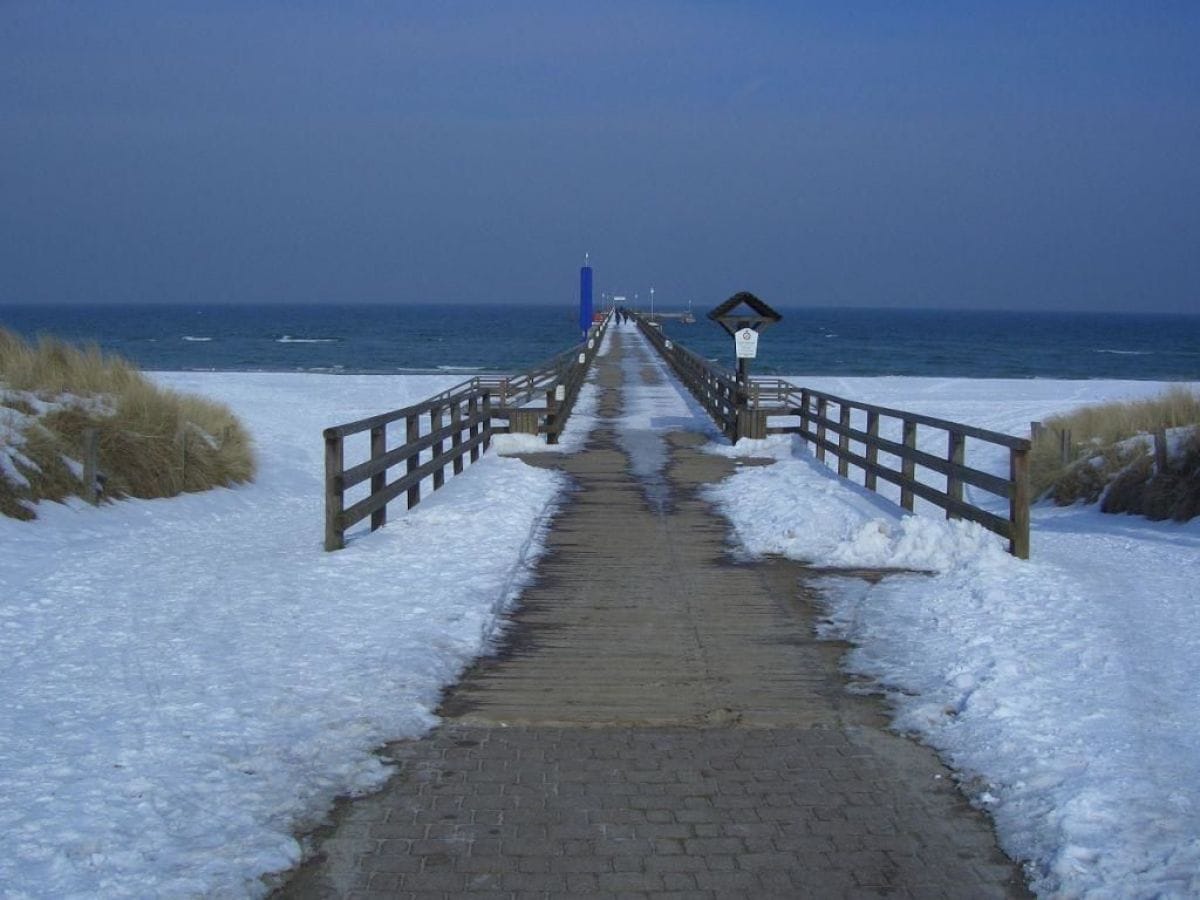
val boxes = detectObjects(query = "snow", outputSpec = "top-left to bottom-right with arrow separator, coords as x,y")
491,379 -> 600,455
0,371 -> 597,897
4,321 -> 1199,897
1,388 -> 113,492
700,366 -> 1200,897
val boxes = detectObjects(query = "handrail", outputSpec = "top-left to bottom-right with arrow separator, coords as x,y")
752,380 -> 1030,449
630,316 -> 1031,558
784,386 -> 1031,558
322,312 -> 612,550
323,381 -> 482,439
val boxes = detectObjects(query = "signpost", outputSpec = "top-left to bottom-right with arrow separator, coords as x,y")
707,292 -> 782,440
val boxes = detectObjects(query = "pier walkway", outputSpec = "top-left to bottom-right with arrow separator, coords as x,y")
279,327 -> 1028,898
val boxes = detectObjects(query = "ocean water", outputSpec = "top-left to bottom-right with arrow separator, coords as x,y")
0,303 -> 1197,380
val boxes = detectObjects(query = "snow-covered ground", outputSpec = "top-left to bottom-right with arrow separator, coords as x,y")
3,317 -> 1198,897
700,373 -> 1200,896
0,369 -> 599,897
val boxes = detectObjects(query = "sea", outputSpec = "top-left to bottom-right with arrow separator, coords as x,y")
0,303 -> 1197,381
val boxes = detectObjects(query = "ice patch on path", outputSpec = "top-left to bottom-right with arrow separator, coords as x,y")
615,322 -> 717,479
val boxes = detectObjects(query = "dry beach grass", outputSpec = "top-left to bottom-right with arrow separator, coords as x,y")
1032,385 -> 1200,521
0,328 -> 255,519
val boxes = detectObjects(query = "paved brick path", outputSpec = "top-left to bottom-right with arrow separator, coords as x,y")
276,328 -> 1029,898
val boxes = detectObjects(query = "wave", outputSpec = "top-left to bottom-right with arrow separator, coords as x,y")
182,336 -> 213,342
1093,348 -> 1152,356
277,335 -> 338,344
436,365 -> 484,371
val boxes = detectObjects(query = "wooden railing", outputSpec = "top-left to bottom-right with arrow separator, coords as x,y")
323,382 -> 491,551
633,323 -> 1032,558
755,381 -> 1031,558
480,313 -> 611,441
323,313 -> 611,551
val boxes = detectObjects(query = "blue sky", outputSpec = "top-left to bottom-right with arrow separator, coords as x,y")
2,1 -> 1197,311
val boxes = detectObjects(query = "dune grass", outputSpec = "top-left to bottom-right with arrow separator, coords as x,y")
1031,386 -> 1200,519
0,328 -> 255,520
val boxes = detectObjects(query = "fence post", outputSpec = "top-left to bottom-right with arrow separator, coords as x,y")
406,414 -> 421,509
545,387 -> 559,445
178,429 -> 191,491
469,396 -> 481,462
816,397 -> 828,462
81,427 -> 100,505
451,403 -> 464,475
324,431 -> 345,551
1058,428 -> 1073,466
482,390 -> 493,453
946,430 -> 965,519
431,405 -> 445,491
799,389 -> 811,448
370,424 -> 387,530
1153,427 -> 1168,473
837,404 -> 850,477
1010,444 -> 1031,559
865,410 -> 879,491
900,419 -> 917,512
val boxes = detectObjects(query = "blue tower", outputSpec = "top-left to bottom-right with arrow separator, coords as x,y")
579,255 -> 593,339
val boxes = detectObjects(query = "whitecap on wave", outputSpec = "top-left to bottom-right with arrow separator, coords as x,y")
277,335 -> 337,344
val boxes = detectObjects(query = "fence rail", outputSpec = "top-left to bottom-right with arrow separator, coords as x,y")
632,320 -> 1032,558
323,313 -> 610,551
767,383 -> 1031,558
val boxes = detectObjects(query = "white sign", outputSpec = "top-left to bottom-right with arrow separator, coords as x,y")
735,327 -> 759,359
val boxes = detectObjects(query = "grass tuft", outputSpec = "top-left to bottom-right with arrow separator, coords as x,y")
1031,386 -> 1200,520
1,327 -> 255,519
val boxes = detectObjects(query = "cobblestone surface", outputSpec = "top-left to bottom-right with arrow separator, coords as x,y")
282,724 -> 1026,898
275,330 -> 1030,898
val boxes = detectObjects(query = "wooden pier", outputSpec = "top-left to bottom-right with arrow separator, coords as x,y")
282,324 -> 1029,897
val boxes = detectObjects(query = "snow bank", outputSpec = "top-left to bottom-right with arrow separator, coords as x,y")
705,375 -> 1200,897
0,372 -> 571,897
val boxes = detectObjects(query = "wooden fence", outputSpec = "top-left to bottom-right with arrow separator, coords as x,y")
754,381 -> 1031,558
632,321 -> 1032,558
480,313 -> 610,441
323,313 -> 610,551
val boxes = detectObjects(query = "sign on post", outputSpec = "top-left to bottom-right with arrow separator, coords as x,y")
735,328 -> 759,359
707,292 -> 783,442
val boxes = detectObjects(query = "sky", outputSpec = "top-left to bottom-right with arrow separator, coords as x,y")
1,1 -> 1197,313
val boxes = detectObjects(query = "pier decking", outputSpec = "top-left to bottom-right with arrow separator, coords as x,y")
278,327 -> 1028,898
